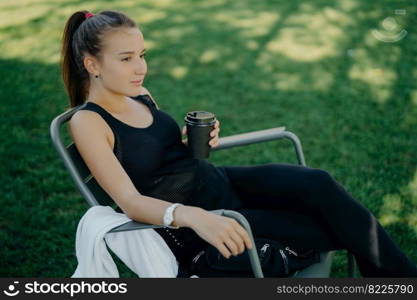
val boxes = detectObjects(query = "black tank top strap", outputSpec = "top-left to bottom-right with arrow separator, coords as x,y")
130,94 -> 157,109
78,101 -> 120,131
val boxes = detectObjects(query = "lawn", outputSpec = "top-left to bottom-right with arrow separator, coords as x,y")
0,0 -> 416,277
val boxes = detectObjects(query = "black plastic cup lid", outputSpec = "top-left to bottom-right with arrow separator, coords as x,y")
184,111 -> 216,125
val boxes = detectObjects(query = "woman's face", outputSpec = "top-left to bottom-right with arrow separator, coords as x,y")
93,27 -> 147,97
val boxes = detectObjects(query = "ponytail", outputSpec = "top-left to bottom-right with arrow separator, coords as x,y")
60,10 -> 137,108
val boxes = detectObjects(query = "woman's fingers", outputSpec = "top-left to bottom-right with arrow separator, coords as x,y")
209,124 -> 220,147
228,229 -> 245,254
235,224 -> 253,250
223,236 -> 240,257
217,242 -> 232,259
221,219 -> 249,257
210,127 -> 220,137
209,137 -> 219,147
194,210 -> 252,260
210,120 -> 220,138
228,220 -> 252,254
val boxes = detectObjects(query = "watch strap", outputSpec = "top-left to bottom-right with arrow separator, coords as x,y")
163,203 -> 183,229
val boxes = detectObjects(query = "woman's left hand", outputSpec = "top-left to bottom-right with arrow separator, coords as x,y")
182,120 -> 220,148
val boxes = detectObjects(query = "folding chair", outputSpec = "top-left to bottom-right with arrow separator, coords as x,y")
50,104 -> 357,278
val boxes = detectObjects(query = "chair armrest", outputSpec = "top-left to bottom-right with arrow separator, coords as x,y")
108,220 -> 164,233
107,209 -> 264,278
211,126 -> 306,166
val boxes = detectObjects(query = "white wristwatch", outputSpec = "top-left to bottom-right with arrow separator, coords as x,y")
163,203 -> 183,229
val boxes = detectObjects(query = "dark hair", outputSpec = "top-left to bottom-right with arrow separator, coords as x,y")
60,10 -> 137,108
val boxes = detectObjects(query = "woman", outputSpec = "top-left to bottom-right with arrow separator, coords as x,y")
61,10 -> 417,277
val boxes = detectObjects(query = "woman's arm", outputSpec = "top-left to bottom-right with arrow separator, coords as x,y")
70,107 -> 251,258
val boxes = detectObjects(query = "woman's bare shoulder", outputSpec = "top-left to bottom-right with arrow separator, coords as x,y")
70,109 -> 106,131
69,109 -> 112,146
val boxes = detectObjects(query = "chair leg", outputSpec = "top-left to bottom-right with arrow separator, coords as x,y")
347,251 -> 357,277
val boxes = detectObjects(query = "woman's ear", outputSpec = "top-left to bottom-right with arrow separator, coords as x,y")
83,55 -> 100,76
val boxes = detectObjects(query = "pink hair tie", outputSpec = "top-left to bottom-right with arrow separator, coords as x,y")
85,12 -> 94,19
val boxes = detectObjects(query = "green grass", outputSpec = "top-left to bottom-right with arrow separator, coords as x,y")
1,0 -> 416,277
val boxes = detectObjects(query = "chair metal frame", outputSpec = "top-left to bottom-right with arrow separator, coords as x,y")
50,105 -> 356,278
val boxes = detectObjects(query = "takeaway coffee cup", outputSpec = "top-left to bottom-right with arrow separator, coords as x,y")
184,111 -> 217,159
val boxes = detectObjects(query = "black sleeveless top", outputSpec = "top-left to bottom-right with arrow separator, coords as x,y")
79,93 -> 242,210
79,94 -> 201,204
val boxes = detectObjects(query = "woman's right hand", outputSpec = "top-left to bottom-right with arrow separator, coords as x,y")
176,206 -> 253,259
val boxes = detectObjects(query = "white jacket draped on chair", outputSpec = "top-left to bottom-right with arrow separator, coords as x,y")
72,206 -> 178,278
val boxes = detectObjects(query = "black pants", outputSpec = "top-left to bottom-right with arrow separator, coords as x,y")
219,163 -> 417,277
